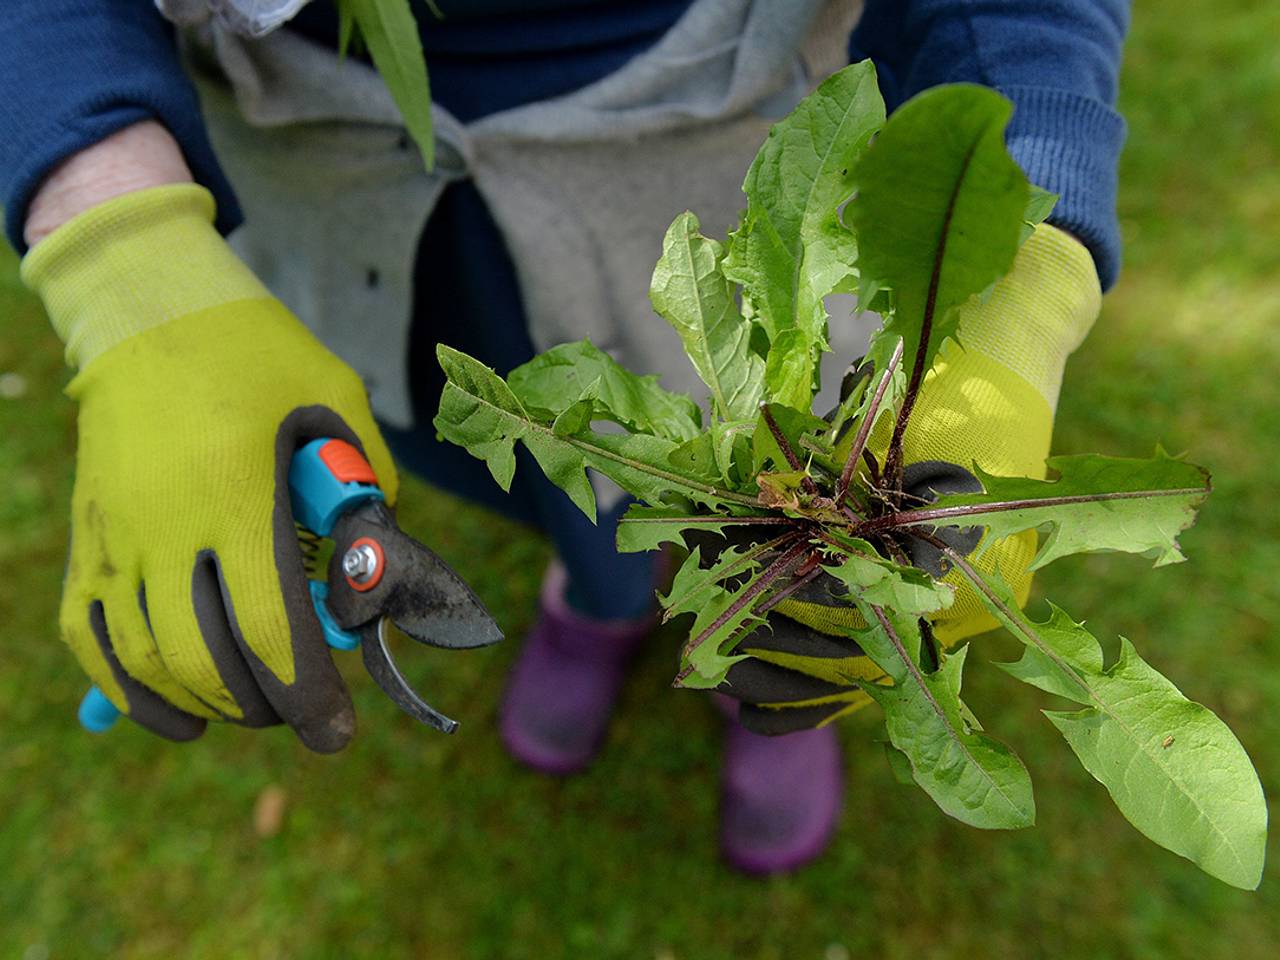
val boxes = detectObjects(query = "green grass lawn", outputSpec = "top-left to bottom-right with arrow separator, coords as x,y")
3,2 -> 1279,957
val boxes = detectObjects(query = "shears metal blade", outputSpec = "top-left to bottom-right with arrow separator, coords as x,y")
290,438 -> 503,733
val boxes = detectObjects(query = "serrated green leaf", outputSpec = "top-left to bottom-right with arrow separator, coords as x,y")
615,505 -> 788,553
662,534 -> 798,618
650,212 -> 764,422
724,61 -> 885,410
507,339 -> 702,442
961,569 -> 1267,889
663,547 -> 773,687
850,84 -> 1028,382
671,534 -> 819,688
823,536 -> 954,617
434,346 -> 758,522
888,450 -> 1211,570
852,607 -> 1036,830
345,0 -> 435,170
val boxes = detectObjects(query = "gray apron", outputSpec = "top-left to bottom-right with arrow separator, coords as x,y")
164,0 -> 873,429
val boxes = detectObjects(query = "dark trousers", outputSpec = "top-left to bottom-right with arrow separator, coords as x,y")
380,181 -> 657,620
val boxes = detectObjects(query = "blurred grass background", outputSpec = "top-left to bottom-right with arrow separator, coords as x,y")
2,1 -> 1279,957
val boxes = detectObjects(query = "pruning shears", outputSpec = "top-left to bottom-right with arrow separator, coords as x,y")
79,438 -> 503,736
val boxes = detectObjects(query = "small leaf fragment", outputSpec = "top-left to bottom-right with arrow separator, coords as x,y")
615,505 -> 787,553
1020,184 -> 1059,243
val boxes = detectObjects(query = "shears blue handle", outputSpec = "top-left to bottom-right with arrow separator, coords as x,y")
288,438 -> 385,651
79,438 -> 384,733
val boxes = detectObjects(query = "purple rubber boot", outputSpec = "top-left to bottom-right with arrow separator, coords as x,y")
718,696 -> 844,874
499,562 -> 654,775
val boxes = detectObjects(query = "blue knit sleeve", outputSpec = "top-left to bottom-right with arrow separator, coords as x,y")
851,1 -> 1130,289
0,0 -> 241,253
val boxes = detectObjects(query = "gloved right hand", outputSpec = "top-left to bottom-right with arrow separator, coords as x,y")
22,183 -> 399,752
717,224 -> 1102,736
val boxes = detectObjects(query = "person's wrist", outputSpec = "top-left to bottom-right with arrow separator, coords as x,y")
24,121 -> 194,249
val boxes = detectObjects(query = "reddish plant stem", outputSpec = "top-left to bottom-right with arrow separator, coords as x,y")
883,180 -> 960,492
853,485 -> 1209,537
862,448 -> 882,488
660,529 -> 806,624
836,337 -> 903,507
753,563 -> 826,616
621,514 -> 795,529
882,358 -> 924,495
760,403 -> 819,496
881,535 -> 913,568
867,605 -> 948,716
909,529 -> 1097,705
677,538 -> 812,665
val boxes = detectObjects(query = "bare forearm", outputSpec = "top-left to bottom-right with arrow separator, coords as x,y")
23,120 -> 192,248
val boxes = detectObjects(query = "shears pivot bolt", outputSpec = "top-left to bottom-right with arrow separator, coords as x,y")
342,542 -> 381,585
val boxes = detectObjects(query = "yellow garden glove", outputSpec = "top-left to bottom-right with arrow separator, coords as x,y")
23,184 -> 398,751
718,224 -> 1101,734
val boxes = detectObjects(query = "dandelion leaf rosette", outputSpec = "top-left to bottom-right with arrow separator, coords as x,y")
433,62 -> 1267,887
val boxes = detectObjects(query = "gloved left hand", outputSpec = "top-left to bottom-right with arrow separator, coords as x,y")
717,224 -> 1102,734
23,183 -> 399,751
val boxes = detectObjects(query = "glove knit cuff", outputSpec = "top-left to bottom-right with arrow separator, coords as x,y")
20,183 -> 269,370
955,223 -> 1101,411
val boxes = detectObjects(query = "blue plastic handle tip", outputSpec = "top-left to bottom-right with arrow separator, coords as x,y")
79,686 -> 121,733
